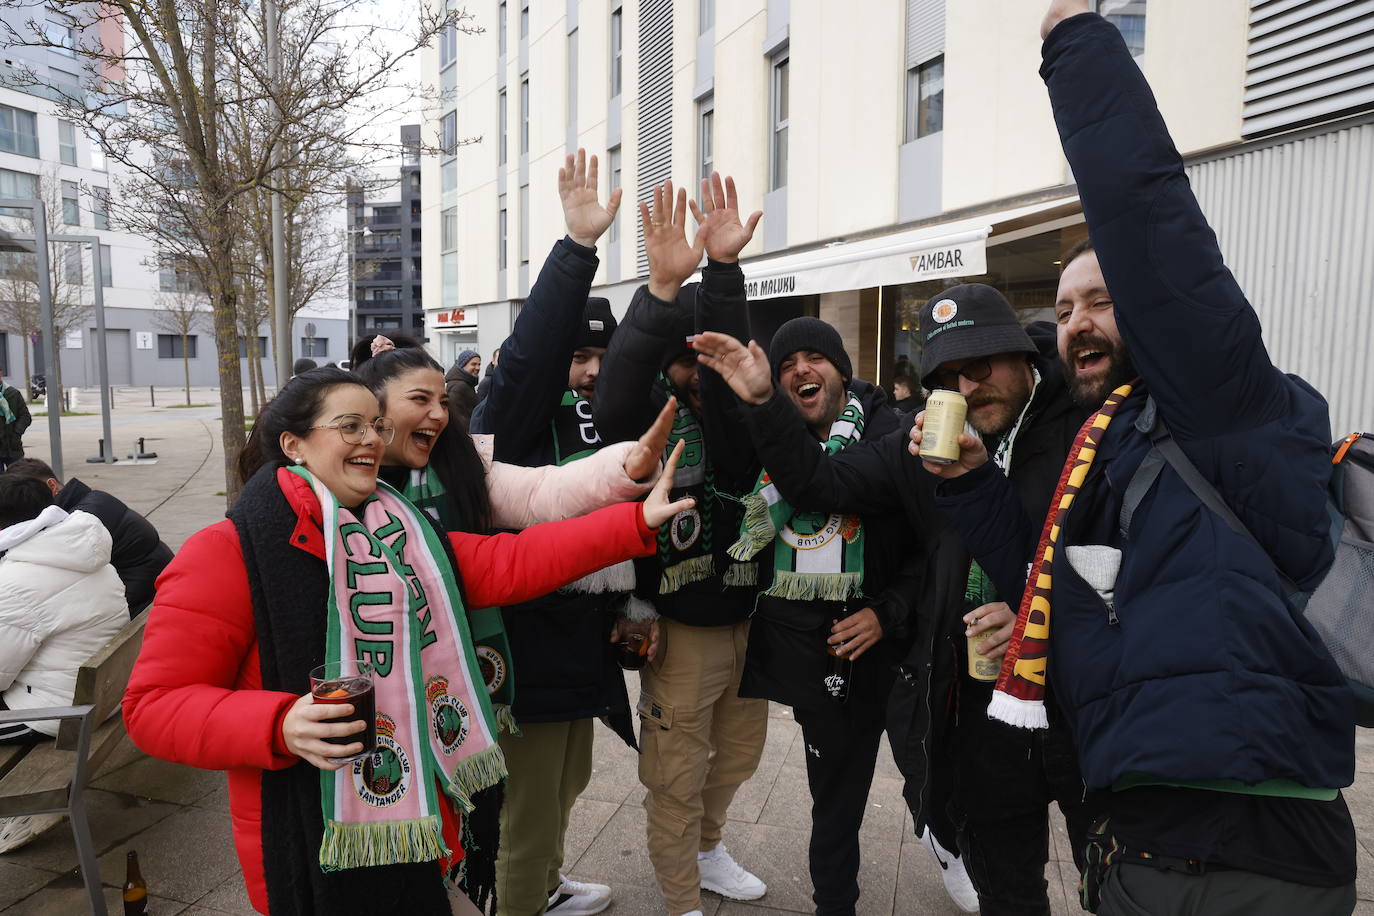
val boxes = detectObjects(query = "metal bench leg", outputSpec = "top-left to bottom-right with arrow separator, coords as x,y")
69,786 -> 108,916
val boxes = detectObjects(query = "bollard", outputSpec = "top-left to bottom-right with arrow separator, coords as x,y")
110,386 -> 115,410
150,385 -> 155,407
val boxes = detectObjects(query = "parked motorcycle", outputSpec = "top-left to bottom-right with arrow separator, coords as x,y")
28,374 -> 45,401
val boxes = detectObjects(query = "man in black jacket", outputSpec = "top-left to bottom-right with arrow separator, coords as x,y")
0,379 -> 31,472
699,312 -> 926,916
694,284 -> 1094,916
3,457 -> 172,613
468,149 -> 628,916
592,175 -> 767,916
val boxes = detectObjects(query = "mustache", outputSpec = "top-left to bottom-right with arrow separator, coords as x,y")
1067,334 -> 1117,358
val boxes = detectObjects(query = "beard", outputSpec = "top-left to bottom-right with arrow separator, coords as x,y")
966,370 -> 1034,438
1065,334 -> 1138,409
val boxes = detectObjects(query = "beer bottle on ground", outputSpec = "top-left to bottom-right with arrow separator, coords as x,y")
823,633 -> 852,704
123,849 -> 147,915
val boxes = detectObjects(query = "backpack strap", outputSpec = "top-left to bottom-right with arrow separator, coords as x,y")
1118,396 -> 1303,598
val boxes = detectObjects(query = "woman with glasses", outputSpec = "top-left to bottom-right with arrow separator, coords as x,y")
122,368 -> 692,916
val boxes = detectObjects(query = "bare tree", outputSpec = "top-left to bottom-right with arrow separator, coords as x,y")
151,287 -> 208,405
1,0 -> 477,502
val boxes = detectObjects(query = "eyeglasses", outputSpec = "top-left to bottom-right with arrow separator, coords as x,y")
928,357 -> 994,392
309,415 -> 396,445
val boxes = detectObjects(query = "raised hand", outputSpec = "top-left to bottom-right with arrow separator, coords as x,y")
688,172 -> 762,263
641,439 -> 697,529
559,148 -> 622,247
641,180 -> 709,302
1041,0 -> 1091,39
690,331 -> 773,405
622,397 -> 677,482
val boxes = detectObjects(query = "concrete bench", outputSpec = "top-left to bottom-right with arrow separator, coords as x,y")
0,607 -> 149,916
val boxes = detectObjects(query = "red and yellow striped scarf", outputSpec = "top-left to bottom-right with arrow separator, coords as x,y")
987,382 -> 1134,728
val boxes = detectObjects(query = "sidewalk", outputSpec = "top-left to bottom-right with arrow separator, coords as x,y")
3,391 -> 1373,914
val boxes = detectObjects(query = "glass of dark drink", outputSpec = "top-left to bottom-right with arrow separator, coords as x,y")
616,632 -> 649,671
309,660 -> 377,762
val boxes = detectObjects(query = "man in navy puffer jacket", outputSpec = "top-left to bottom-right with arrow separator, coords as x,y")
919,4 -> 1357,914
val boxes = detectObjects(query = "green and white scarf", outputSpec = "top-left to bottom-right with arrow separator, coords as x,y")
0,382 -> 14,424
729,392 -> 867,601
401,467 -> 518,736
551,388 -> 603,464
297,467 -> 506,872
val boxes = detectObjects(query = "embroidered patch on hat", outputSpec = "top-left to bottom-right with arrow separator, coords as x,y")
932,299 -> 958,323
589,319 -> 605,331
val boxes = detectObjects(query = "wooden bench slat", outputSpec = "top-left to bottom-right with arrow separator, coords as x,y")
0,718 -> 127,815
0,744 -> 28,782
56,610 -> 148,751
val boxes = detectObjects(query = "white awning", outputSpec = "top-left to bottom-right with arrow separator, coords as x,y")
734,196 -> 1079,300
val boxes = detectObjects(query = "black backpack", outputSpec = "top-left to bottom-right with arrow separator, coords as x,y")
1122,399 -> 1374,726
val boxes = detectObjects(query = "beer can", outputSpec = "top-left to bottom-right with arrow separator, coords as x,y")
921,389 -> 968,465
966,634 -> 1000,682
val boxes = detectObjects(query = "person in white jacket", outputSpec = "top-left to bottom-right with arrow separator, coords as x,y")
0,475 -> 128,744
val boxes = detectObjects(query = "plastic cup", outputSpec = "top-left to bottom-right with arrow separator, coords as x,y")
309,660 -> 376,761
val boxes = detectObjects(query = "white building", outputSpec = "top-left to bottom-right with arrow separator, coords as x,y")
422,0 -> 1373,433
0,6 -> 348,391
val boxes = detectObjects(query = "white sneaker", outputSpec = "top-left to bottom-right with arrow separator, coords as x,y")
546,874 -> 612,915
698,843 -> 767,901
678,911 -> 704,916
0,814 -> 64,854
921,827 -> 979,913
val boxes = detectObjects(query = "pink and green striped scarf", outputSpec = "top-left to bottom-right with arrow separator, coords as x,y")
291,467 -> 506,872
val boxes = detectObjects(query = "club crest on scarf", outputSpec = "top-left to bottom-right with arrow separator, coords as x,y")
351,713 -> 415,809
427,676 -> 473,755
474,646 -> 507,695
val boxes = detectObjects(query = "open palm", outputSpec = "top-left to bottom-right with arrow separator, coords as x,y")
641,180 -> 709,297
689,173 -> 762,263
559,148 -> 621,247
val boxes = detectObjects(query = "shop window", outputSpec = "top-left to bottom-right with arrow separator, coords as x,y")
157,334 -> 197,359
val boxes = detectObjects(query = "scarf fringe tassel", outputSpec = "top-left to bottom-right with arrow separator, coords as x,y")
986,691 -> 1049,730
658,555 -> 715,595
727,491 -> 776,562
319,815 -> 448,872
444,743 -> 509,813
494,704 -> 521,737
763,570 -> 862,603
723,562 -> 758,587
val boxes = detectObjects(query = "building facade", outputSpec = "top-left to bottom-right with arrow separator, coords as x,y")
0,5 -> 347,393
422,0 -> 1373,432
349,124 -> 426,345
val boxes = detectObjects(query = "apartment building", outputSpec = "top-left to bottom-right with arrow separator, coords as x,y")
349,125 -> 426,344
0,5 -> 347,391
422,0 -> 1373,432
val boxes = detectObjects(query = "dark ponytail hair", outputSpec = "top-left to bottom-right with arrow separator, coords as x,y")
352,335 -> 493,534
237,367 -> 364,487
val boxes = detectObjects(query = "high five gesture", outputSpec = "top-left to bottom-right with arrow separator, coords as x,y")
689,172 -> 763,264
559,148 -> 622,248
641,180 -> 709,302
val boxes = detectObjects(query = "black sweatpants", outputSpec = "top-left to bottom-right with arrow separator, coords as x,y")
953,680 -> 1097,916
794,700 -> 886,916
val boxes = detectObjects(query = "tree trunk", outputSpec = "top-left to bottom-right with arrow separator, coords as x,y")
246,334 -> 260,417
21,338 -> 30,399
255,334 -> 267,406
209,274 -> 247,506
181,331 -> 191,405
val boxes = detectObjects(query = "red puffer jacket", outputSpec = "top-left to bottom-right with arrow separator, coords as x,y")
123,469 -> 655,914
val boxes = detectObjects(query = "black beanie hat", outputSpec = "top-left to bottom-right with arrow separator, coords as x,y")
767,317 -> 852,381
574,298 -> 617,351
659,283 -> 700,370
918,284 -> 1035,387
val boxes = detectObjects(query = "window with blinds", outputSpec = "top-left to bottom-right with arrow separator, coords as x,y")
636,0 -> 674,277
1244,0 -> 1374,137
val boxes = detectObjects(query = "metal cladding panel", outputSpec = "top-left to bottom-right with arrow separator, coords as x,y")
906,0 -> 945,68
1245,0 -> 1374,136
1185,122 -> 1374,436
636,0 -> 675,278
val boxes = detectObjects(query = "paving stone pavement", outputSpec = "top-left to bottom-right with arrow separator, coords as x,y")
3,390 -> 1373,914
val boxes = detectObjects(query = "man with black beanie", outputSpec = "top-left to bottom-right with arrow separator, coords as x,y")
594,174 -> 768,916
469,149 -> 630,916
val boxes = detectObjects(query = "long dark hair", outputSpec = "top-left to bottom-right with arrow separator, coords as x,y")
237,367 -> 363,486
351,334 -> 492,534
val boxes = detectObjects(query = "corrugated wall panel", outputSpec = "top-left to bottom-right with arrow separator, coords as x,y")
1186,122 -> 1374,435
1244,0 -> 1374,136
635,0 -> 674,278
906,0 -> 944,68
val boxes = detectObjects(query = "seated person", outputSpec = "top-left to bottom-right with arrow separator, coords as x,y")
0,475 -> 128,744
4,458 -> 174,613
